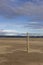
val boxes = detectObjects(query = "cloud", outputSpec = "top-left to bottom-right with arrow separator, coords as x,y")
0,29 -> 18,36
24,21 -> 43,29
0,29 -> 17,34
0,0 -> 43,20
0,0 -> 43,30
0,22 -> 24,30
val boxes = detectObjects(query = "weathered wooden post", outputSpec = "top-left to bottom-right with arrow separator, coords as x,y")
27,32 -> 29,53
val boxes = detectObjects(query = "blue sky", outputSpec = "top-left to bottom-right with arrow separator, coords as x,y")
0,0 -> 43,33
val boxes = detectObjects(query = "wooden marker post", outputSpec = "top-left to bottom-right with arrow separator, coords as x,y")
27,32 -> 29,53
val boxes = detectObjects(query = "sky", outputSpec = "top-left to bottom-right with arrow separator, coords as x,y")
0,0 -> 43,34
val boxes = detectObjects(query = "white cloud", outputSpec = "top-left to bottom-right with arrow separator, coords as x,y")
0,29 -> 18,36
3,30 -> 17,32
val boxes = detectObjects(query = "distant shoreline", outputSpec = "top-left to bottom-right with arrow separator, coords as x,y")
0,36 -> 43,38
